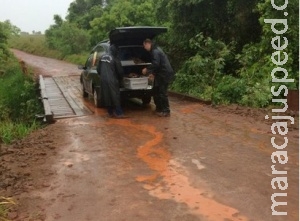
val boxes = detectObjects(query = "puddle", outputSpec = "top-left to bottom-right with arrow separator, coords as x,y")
145,161 -> 248,221
83,101 -> 106,117
132,122 -> 249,221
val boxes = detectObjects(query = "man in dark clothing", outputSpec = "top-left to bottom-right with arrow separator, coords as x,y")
97,45 -> 127,118
142,39 -> 174,117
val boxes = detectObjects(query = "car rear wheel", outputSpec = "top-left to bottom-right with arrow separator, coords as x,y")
142,96 -> 151,105
81,81 -> 88,98
93,89 -> 102,108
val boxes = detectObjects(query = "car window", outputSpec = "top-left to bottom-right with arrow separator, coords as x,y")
85,54 -> 94,69
91,46 -> 106,70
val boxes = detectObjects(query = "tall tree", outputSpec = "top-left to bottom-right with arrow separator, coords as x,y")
66,0 -> 104,29
156,0 -> 261,63
45,16 -> 90,55
89,0 -> 156,45
0,20 -> 20,63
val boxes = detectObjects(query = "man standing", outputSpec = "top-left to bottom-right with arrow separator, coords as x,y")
97,45 -> 127,118
142,39 -> 174,117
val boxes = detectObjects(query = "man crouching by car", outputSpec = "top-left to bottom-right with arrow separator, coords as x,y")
97,45 -> 128,119
142,39 -> 174,117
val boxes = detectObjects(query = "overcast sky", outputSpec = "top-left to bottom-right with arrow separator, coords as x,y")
0,0 -> 74,33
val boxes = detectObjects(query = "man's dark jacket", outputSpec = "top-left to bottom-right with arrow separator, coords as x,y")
147,44 -> 174,84
96,46 -> 124,107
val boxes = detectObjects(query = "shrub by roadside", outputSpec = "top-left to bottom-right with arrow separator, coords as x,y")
0,197 -> 16,221
0,56 -> 43,144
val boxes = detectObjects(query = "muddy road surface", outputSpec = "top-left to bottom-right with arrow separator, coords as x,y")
1,49 -> 298,221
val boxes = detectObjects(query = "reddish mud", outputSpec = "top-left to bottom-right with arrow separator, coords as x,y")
0,49 -> 298,221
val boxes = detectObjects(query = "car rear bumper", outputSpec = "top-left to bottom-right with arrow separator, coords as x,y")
120,87 -> 153,99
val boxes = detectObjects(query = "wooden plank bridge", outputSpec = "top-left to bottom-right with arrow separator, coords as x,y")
39,75 -> 92,123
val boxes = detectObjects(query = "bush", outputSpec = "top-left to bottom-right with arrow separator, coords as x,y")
237,42 -> 296,107
0,197 -> 16,221
0,57 -> 43,144
8,35 -> 64,59
214,75 -> 246,105
0,120 -> 40,144
45,22 -> 90,56
171,33 -> 234,104
0,66 -> 42,122
64,53 -> 88,65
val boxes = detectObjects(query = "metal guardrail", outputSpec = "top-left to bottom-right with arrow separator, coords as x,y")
39,75 -> 54,123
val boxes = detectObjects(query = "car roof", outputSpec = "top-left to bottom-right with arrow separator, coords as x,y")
109,26 -> 167,46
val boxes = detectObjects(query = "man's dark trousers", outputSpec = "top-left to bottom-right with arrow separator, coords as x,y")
153,78 -> 170,113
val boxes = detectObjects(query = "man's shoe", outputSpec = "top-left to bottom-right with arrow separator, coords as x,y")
156,112 -> 170,117
156,112 -> 164,117
163,112 -> 170,117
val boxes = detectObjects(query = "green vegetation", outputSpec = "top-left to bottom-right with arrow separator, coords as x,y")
0,21 -> 43,145
0,57 -> 43,144
89,0 -> 156,44
9,34 -> 62,58
8,34 -> 87,65
157,0 -> 298,106
45,15 -> 90,56
0,21 -> 41,218
0,197 -> 16,221
171,33 -> 238,104
0,121 -> 40,144
5,0 -> 299,107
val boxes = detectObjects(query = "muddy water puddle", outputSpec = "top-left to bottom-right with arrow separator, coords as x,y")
105,119 -> 249,221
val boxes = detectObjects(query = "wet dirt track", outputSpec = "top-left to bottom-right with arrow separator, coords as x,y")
10,50 -> 299,221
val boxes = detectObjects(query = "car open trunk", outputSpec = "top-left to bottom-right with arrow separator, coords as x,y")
109,26 -> 168,78
118,45 -> 151,77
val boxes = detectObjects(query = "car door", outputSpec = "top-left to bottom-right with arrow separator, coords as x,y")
82,54 -> 93,94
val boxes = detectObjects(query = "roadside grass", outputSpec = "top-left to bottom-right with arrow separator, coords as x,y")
0,197 -> 16,221
8,34 -> 63,59
0,120 -> 40,144
64,53 -> 87,66
0,56 -> 43,221
9,34 -> 88,65
0,56 -> 43,144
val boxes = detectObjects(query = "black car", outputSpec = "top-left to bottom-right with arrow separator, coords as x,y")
79,26 -> 167,107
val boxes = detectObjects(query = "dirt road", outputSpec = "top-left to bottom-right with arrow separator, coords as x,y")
1,50 -> 298,221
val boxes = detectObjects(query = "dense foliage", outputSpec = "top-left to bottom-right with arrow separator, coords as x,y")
156,0 -> 298,106
0,64 -> 42,122
45,15 -> 90,56
0,21 -> 43,144
0,58 -> 43,143
5,0 -> 299,107
171,34 -> 241,105
89,0 -> 156,44
235,0 -> 299,107
0,20 -> 19,70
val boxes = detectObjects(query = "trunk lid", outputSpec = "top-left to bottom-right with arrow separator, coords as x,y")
109,26 -> 167,46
